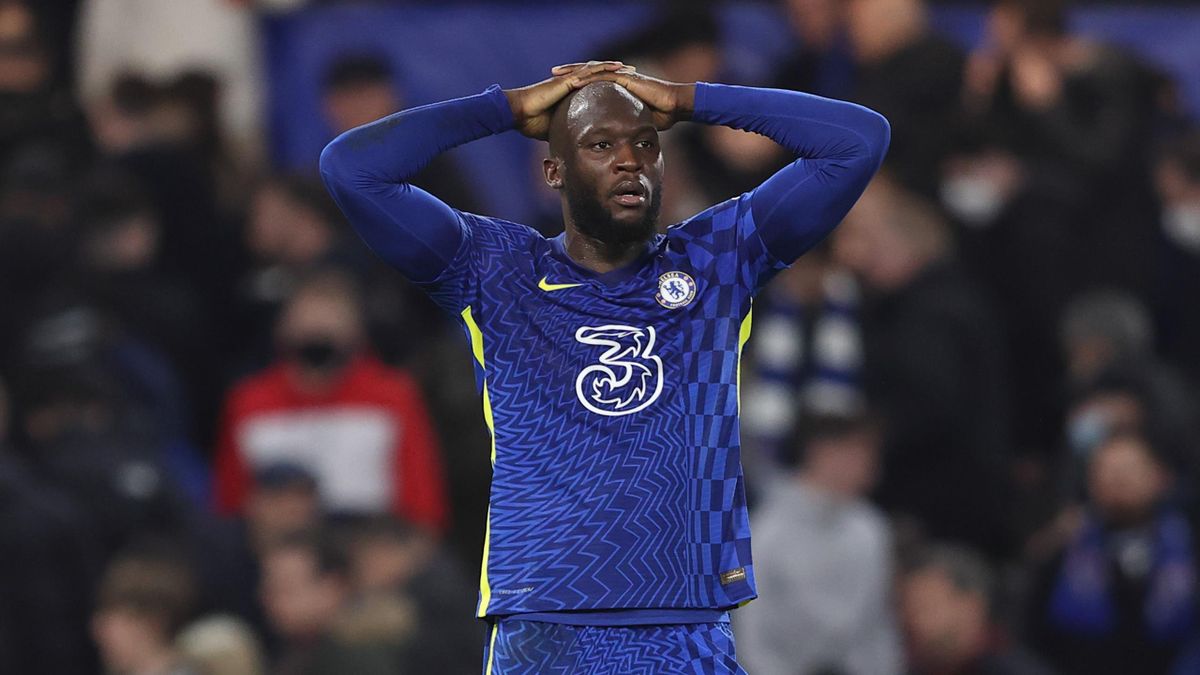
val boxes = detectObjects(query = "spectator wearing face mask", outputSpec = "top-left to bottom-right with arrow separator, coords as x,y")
1154,131 -> 1200,386
1028,432 -> 1198,675
1058,293 -> 1199,483
213,269 -> 448,534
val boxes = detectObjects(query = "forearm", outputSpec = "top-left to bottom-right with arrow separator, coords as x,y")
693,83 -> 890,263
319,85 -> 514,281
321,84 -> 513,188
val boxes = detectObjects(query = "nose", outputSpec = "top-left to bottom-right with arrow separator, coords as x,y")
613,141 -> 642,173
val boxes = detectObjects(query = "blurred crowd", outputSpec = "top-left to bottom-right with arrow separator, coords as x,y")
1,0 -> 1199,673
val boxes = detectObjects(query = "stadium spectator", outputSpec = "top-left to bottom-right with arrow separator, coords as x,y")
320,54 -> 479,212
214,269 -> 449,532
15,308 -> 199,553
73,169 -> 221,442
0,374 -> 100,674
901,544 -> 1054,675
0,1 -> 88,171
86,72 -> 236,346
833,175 -> 1013,556
741,244 -> 863,467
236,174 -> 349,368
1059,294 -> 1199,478
260,531 -> 411,675
773,0 -> 855,99
0,2 -> 87,366
16,300 -> 211,509
91,549 -> 201,675
197,462 -> 321,639
234,172 -> 424,370
75,0 -> 265,162
1027,432 -> 1198,675
951,0 -> 1162,454
736,413 -> 902,675
1154,130 -> 1200,385
845,0 -> 964,199
346,517 -> 480,674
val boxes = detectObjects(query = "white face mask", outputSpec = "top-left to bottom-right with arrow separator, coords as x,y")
1162,203 -> 1200,254
940,174 -> 1008,229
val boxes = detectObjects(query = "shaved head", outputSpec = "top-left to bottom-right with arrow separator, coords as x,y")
549,81 -> 649,157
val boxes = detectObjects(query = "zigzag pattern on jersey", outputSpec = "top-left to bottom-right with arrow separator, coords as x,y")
473,221 -> 694,614
417,199 -> 786,616
485,620 -> 747,675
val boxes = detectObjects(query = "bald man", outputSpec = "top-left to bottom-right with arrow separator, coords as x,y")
320,60 -> 889,673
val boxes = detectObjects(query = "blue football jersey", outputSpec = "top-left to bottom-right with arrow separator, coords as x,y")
418,194 -> 786,619
319,79 -> 890,624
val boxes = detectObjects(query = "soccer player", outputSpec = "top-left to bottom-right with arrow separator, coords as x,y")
320,60 -> 889,673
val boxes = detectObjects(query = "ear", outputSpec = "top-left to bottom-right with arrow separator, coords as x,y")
543,157 -> 564,190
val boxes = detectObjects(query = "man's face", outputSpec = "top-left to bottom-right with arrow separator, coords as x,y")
323,81 -> 400,135
546,83 -> 664,246
833,180 -> 911,291
900,568 -> 984,669
247,484 -> 319,545
91,607 -> 166,673
260,548 -> 344,639
1088,437 -> 1168,527
277,290 -> 363,380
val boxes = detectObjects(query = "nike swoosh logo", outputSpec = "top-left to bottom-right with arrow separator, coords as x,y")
538,276 -> 584,292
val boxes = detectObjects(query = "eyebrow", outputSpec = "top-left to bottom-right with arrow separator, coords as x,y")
577,123 -> 659,140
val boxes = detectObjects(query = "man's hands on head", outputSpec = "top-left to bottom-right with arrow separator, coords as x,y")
549,63 -> 695,131
504,61 -> 697,140
504,61 -> 632,140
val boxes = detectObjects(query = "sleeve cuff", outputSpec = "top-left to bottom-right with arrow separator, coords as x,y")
482,84 -> 517,133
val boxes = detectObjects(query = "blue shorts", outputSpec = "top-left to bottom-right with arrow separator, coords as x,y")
481,619 -> 747,674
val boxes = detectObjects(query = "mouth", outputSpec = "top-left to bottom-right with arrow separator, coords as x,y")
611,179 -> 648,208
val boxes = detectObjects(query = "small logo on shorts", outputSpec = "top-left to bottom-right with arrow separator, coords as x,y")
656,271 -> 696,309
719,568 -> 747,586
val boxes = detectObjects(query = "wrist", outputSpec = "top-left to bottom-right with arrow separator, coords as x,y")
502,89 -> 523,122
673,83 -> 696,121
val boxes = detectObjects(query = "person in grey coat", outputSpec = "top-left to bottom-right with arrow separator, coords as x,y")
736,412 -> 903,675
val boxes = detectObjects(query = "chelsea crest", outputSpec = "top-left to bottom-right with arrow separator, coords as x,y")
656,271 -> 696,309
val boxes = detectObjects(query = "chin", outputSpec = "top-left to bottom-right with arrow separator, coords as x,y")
604,214 -> 656,243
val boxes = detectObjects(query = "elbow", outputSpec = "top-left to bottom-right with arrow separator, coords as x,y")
318,134 -> 352,187
860,108 -> 891,170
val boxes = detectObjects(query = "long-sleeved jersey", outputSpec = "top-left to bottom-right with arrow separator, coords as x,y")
320,81 -> 889,622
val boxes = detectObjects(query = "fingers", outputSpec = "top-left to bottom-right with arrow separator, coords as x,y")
564,67 -> 639,93
570,69 -> 636,89
551,61 -> 635,76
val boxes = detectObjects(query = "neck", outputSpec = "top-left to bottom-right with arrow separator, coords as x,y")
562,226 -> 650,275
286,364 -> 346,396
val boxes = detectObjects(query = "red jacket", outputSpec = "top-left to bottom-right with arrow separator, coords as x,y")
213,354 -> 448,533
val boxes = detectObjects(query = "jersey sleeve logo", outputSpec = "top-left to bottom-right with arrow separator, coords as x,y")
574,325 -> 664,416
656,271 -> 696,309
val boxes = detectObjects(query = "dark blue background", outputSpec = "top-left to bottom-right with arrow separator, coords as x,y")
265,2 -> 1200,222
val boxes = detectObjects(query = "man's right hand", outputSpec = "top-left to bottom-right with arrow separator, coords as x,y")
504,61 -> 632,140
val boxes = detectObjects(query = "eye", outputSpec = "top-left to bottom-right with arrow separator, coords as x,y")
635,139 -> 657,149
591,141 -> 611,150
